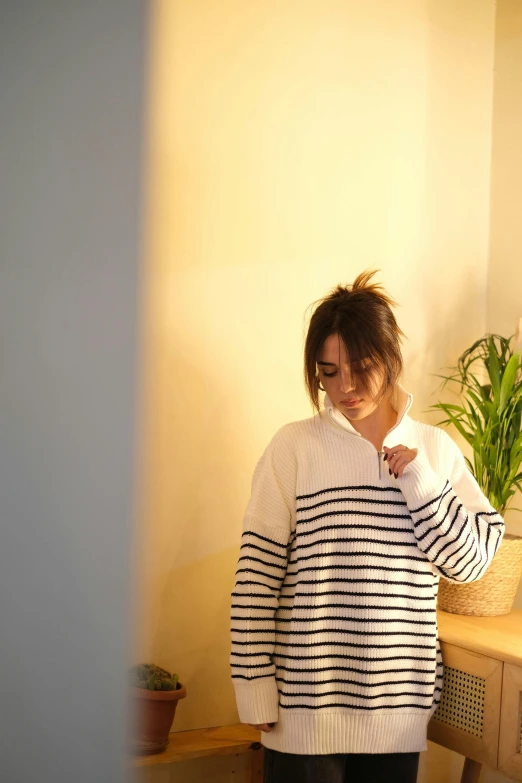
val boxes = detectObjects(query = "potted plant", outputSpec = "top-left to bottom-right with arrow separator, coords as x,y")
429,323 -> 522,616
129,663 -> 187,755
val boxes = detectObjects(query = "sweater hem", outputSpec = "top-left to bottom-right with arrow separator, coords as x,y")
261,709 -> 431,754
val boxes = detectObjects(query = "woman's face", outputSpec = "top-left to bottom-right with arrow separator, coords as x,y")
316,333 -> 387,422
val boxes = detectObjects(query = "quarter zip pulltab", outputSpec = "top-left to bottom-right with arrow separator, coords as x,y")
377,451 -> 383,480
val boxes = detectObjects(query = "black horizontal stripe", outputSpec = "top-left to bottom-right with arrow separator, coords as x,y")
232,674 -> 271,682
232,661 -> 439,676
287,541 -> 421,567
297,485 -> 403,501
233,614 -> 436,626
242,530 -> 288,550
236,554 -> 287,571
231,592 -> 277,599
234,580 -> 277,594
278,590 -> 435,601
297,509 -> 411,526
233,603 -> 436,616
231,672 -> 275,680
476,510 -> 500,520
232,639 -> 435,650
230,642 -> 442,669
279,696 -> 439,711
231,651 -> 443,667
231,627 -> 436,637
278,687 -> 434,701
276,675 -> 435,688
231,653 -> 443,682
297,495 -> 409,513
284,555 -> 432,577
410,481 -> 450,515
230,661 -> 273,669
291,525 -> 417,552
280,577 -> 435,589
234,568 -> 284,585
277,603 -> 436,614
239,541 -> 287,560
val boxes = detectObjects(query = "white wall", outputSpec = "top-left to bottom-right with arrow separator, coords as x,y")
0,2 -> 148,781
488,0 -> 522,542
136,2 -> 497,782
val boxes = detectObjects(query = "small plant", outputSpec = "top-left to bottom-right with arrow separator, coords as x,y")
129,663 -> 179,692
429,331 -> 522,516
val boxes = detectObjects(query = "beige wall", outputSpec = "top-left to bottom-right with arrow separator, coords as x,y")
488,0 -> 522,542
134,1 -> 500,781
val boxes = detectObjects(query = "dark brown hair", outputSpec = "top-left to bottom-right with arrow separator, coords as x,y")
304,270 -> 406,414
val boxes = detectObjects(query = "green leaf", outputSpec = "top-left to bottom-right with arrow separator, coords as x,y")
480,383 -> 492,401
487,337 -> 501,402
435,403 -> 467,413
464,456 -> 474,473
499,353 -> 520,411
445,416 -> 474,446
467,390 -> 487,420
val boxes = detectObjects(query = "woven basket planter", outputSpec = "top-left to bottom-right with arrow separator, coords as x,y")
437,533 -> 522,616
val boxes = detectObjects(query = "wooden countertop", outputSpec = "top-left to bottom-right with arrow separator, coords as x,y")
131,723 -> 261,767
436,607 -> 522,667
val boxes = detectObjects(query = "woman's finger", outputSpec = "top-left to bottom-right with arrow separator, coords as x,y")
387,450 -> 417,475
387,452 -> 410,472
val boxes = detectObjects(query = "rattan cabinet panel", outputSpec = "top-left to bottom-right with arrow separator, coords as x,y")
427,641 -> 502,770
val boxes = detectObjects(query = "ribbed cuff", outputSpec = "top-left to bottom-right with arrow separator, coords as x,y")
399,451 -> 447,507
233,676 -> 279,725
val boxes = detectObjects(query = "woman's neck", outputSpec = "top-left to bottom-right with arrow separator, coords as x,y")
349,394 -> 398,451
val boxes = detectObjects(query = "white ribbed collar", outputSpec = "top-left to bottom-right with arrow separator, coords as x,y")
323,384 -> 414,446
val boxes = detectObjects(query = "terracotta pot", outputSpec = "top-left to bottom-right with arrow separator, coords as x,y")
130,682 -> 187,755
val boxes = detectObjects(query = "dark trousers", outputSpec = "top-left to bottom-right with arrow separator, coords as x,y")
263,747 -> 420,783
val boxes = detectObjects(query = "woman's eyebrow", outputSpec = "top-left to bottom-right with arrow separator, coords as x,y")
316,359 -> 369,367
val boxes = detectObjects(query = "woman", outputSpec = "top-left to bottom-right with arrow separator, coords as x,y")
229,270 -> 505,783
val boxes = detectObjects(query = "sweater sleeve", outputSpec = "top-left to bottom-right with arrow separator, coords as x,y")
398,432 -> 505,583
229,426 -> 296,725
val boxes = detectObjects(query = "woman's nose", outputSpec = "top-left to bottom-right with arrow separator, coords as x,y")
340,371 -> 356,393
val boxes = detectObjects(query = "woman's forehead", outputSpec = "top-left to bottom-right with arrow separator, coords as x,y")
317,335 -> 366,364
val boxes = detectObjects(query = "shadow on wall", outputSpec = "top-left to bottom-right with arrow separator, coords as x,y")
133,321 -> 259,731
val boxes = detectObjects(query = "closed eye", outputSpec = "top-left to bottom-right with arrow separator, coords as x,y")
321,367 -> 369,377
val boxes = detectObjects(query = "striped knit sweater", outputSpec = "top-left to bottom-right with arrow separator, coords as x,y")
229,385 -> 505,755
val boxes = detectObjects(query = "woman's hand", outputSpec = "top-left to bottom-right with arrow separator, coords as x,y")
383,445 -> 418,478
250,722 -> 276,732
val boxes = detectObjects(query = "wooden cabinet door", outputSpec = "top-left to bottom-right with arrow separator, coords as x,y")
498,663 -> 522,782
427,641 -> 502,769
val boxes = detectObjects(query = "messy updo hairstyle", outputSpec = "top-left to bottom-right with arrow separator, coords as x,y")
304,270 -> 406,414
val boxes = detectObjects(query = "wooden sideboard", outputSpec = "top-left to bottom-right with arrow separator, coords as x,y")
431,607 -> 522,782
132,723 -> 263,781
133,608 -> 522,782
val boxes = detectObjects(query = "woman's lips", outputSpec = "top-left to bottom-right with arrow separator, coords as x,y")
342,399 -> 361,407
